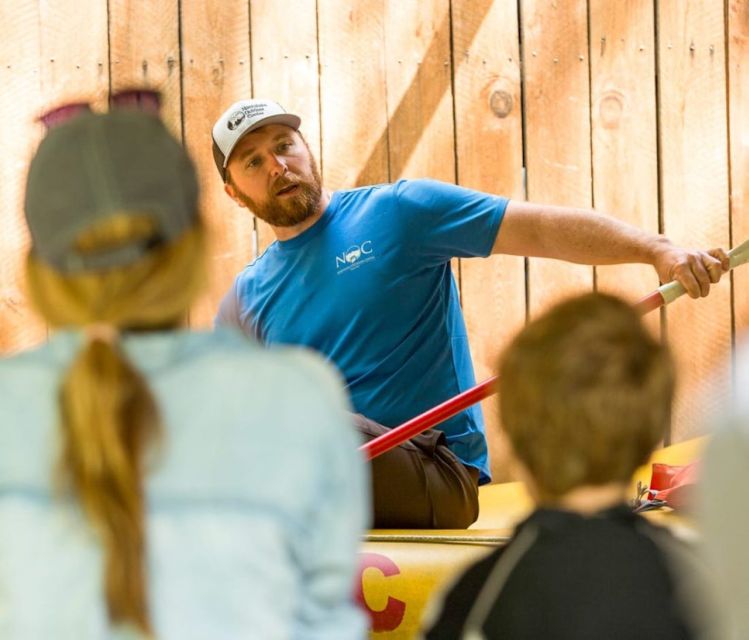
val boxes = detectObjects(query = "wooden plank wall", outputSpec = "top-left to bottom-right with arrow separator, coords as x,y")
0,2 -> 46,351
729,0 -> 749,341
182,1 -> 253,326
1,0 -> 746,480
522,0 -> 594,315
590,0 -> 660,330
657,1 -> 732,440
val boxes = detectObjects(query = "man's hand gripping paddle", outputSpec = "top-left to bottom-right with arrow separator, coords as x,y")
360,238 -> 749,461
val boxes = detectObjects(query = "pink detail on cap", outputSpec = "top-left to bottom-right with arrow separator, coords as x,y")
38,103 -> 92,130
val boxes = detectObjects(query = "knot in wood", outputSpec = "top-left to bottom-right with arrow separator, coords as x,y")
599,91 -> 624,129
489,90 -> 513,118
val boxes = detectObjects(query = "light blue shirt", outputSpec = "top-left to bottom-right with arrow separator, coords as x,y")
217,179 -> 507,483
0,328 -> 368,639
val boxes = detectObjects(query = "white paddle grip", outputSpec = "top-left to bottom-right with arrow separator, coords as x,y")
656,239 -> 749,306
729,238 -> 749,270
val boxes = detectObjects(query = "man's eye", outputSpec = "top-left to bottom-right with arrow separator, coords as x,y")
278,142 -> 292,153
247,157 -> 261,168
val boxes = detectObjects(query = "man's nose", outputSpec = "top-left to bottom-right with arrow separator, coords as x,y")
269,153 -> 288,177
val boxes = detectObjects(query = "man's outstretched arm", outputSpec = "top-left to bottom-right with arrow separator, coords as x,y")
492,200 -> 729,298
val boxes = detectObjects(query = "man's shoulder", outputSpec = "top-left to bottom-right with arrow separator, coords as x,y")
331,179 -> 447,221
246,241 -> 279,273
332,182 -> 395,209
334,179 -> 446,200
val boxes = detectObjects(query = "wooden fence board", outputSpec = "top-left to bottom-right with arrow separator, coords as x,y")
109,0 -> 182,136
453,0 -> 525,481
0,2 -> 46,353
318,0 -> 389,188
250,0 -> 321,254
181,1 -> 253,328
657,0 -> 731,442
38,0 -> 109,110
521,0 -> 594,316
589,0 -> 660,336
2,0 -> 109,353
383,0 -> 454,181
728,0 -> 749,339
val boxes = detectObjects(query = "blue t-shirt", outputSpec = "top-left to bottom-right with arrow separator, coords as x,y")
217,179 -> 507,482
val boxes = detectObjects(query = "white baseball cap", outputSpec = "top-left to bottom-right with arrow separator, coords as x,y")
211,99 -> 301,181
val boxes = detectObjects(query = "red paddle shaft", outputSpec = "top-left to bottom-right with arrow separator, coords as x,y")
360,239 -> 749,461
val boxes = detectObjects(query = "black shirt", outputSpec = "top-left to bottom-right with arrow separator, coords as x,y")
424,504 -> 699,639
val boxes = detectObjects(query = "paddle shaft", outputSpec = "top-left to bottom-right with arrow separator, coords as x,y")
360,239 -> 749,461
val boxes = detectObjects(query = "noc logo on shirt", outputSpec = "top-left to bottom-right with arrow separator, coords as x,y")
335,240 -> 376,275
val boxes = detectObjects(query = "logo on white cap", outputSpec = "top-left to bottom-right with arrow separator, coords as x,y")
227,111 -> 246,131
226,103 -> 277,131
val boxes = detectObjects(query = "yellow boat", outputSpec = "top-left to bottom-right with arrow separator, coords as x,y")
357,438 -> 703,639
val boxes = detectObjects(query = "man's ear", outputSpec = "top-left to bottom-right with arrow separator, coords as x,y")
224,181 -> 246,208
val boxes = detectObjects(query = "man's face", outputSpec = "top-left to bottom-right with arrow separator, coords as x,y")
224,124 -> 322,227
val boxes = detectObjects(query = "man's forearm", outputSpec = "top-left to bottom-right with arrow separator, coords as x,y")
492,200 -> 728,297
493,201 -> 665,266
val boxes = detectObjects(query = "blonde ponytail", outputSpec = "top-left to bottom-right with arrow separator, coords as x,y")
59,338 -> 159,633
26,215 -> 205,635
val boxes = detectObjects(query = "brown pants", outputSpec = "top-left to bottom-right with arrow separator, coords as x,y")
353,413 -> 480,529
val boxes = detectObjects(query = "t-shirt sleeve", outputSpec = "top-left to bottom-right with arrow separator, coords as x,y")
393,178 -> 508,263
216,277 -> 266,345
215,276 -> 264,342
215,280 -> 241,329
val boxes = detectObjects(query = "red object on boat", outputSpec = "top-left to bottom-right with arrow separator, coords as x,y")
648,461 -> 700,510
649,462 -> 685,499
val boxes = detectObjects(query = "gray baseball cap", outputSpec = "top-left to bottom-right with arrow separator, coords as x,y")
25,110 -> 199,273
211,99 -> 301,181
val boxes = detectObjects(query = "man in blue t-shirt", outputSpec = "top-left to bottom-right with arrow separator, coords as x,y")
211,99 -> 728,529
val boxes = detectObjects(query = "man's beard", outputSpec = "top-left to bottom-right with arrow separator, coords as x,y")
232,156 -> 323,228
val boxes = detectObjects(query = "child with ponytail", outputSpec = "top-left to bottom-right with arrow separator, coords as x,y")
0,99 -> 368,639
